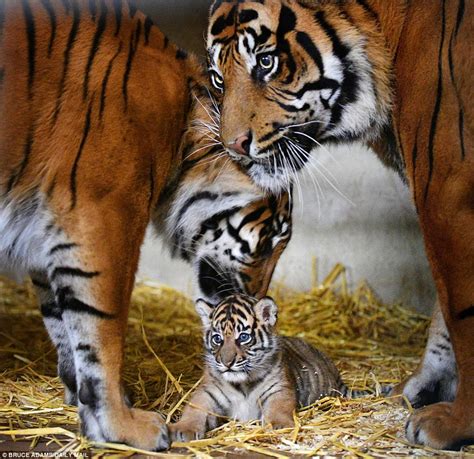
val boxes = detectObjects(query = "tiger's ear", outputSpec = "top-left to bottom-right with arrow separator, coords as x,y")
255,297 -> 278,327
195,299 -> 214,328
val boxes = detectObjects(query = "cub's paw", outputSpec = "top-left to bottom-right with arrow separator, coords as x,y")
80,406 -> 170,451
406,402 -> 474,450
266,415 -> 294,430
169,420 -> 206,442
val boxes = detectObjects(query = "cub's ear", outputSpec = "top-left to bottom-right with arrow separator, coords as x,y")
195,298 -> 214,328
255,297 -> 278,327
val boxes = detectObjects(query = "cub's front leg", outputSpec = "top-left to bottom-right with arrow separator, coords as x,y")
46,199 -> 169,451
169,384 -> 224,442
260,382 -> 296,429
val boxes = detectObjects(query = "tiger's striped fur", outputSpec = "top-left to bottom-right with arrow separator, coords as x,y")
0,1 -> 291,450
207,0 -> 474,449
170,294 -> 369,441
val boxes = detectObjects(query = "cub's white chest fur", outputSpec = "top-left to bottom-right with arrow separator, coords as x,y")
226,384 -> 263,421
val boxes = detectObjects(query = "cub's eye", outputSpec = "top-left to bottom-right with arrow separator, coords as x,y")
257,54 -> 274,70
212,334 -> 223,345
210,71 -> 224,92
238,332 -> 251,344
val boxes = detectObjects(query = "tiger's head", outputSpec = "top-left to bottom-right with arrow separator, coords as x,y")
207,0 -> 392,193
196,294 -> 279,383
162,82 -> 292,306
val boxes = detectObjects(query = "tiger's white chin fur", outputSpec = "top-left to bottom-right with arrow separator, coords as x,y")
246,163 -> 295,195
220,370 -> 249,383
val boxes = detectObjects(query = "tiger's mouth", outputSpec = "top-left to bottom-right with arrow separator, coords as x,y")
233,132 -> 314,193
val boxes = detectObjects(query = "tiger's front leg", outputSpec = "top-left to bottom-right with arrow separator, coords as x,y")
405,162 -> 474,449
46,203 -> 169,451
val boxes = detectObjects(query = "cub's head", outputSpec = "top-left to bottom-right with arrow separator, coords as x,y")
196,295 -> 279,383
207,0 -> 392,192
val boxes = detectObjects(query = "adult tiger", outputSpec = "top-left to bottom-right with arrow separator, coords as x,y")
206,0 -> 473,450
0,0 -> 291,450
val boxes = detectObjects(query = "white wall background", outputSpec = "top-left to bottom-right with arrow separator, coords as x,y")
137,1 -> 436,312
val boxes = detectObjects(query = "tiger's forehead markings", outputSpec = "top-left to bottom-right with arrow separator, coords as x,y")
211,296 -> 256,330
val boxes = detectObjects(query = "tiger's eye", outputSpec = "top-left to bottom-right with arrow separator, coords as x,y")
258,54 -> 274,70
211,72 -> 224,91
212,334 -> 223,345
238,332 -> 251,344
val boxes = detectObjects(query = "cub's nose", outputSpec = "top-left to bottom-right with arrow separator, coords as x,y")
227,131 -> 252,156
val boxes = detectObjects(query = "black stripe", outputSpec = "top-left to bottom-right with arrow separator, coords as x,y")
51,267 -> 100,281
46,175 -> 57,198
83,0 -> 108,100
424,0 -> 446,202
258,380 -> 279,405
53,0 -> 80,124
70,101 -> 93,210
7,127 -> 34,193
0,68 -> 4,86
63,300 -> 112,319
355,0 -> 380,25
0,0 -> 4,35
212,383 -> 232,405
458,108 -> 465,160
88,0 -> 97,21
32,278 -> 50,290
22,0 -> 36,98
122,28 -> 138,108
295,31 -> 324,74
455,0 -> 465,36
204,389 -> 225,411
177,191 -> 219,223
41,302 -> 62,319
128,0 -> 137,18
40,0 -> 57,57
239,9 -> 258,24
447,16 -> 465,162
57,287 -> 115,319
48,243 -> 78,256
314,11 -> 357,127
99,42 -> 122,118
176,48 -> 188,60
276,5 -> 297,85
134,18 -> 142,48
458,305 -> 474,320
112,0 -> 122,36
144,16 -> 153,45
210,5 -> 236,36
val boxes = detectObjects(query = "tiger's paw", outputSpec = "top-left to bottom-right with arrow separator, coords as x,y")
169,420 -> 206,442
406,402 -> 474,450
81,406 -> 170,451
391,371 -> 456,409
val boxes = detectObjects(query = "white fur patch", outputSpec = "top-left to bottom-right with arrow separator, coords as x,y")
0,195 -> 53,277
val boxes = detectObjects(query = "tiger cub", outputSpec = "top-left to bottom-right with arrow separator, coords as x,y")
170,294 -> 367,441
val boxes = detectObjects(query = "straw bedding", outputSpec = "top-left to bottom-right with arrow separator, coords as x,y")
1,264 -> 473,457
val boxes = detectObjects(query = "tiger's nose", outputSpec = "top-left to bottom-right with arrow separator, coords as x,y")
227,132 -> 252,156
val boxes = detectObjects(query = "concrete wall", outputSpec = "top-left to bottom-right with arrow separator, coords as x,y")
137,1 -> 436,313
